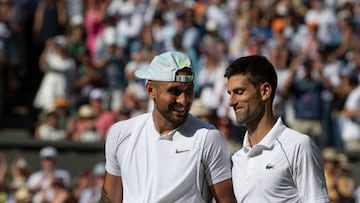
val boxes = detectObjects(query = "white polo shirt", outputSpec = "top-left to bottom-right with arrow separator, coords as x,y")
105,113 -> 232,203
232,118 -> 329,203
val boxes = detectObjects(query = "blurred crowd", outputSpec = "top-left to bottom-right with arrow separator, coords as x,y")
1,0 -> 360,202
0,146 -> 105,203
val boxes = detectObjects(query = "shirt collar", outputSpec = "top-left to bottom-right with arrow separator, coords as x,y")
243,117 -> 286,154
149,113 -> 185,141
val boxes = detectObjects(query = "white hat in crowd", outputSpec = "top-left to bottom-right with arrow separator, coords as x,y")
90,88 -> 106,100
135,51 -> 193,82
78,104 -> 95,118
93,162 -> 106,176
40,146 -> 58,159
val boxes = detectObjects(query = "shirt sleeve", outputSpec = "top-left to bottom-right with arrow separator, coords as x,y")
294,137 -> 330,203
105,122 -> 122,176
202,129 -> 232,185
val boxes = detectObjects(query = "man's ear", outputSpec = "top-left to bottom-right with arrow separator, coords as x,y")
260,82 -> 272,101
146,82 -> 155,99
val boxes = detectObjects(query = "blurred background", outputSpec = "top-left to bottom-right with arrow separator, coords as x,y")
1,0 -> 360,202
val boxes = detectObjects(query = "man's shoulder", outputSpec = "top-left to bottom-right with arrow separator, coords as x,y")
112,113 -> 150,128
106,113 -> 150,141
280,127 -> 317,150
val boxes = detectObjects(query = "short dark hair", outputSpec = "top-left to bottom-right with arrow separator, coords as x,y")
224,55 -> 278,101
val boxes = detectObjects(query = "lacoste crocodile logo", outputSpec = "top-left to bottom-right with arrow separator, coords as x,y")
265,163 -> 274,169
175,149 -> 190,154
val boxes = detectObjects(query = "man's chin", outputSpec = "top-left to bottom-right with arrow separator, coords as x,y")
171,112 -> 188,123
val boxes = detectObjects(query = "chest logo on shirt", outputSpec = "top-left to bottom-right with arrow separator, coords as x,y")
265,163 -> 274,169
175,149 -> 190,154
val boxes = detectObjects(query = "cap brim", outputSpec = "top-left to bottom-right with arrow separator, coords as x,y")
134,67 -> 150,80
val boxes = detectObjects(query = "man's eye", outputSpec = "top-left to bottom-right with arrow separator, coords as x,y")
168,88 -> 193,96
168,88 -> 182,96
185,88 -> 193,95
234,89 -> 244,95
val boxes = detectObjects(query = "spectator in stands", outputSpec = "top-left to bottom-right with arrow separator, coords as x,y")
87,88 -> 115,140
323,147 -> 355,203
34,109 -> 67,141
120,83 -> 148,118
13,186 -> 32,203
0,0 -> 24,113
78,162 -> 105,203
114,107 -> 131,122
83,0 -> 110,65
66,14 -> 87,66
33,0 -> 67,48
304,0 -> 338,46
216,117 -> 242,155
189,99 -> 216,125
33,35 -> 76,113
107,0 -> 147,55
32,0 -> 68,95
49,177 -> 76,203
10,154 -> 30,190
196,36 -> 228,112
283,55 -> 331,146
70,104 -> 99,142
73,48 -> 105,108
337,71 -> 360,151
93,15 -> 128,111
70,88 -> 115,142
27,146 -> 71,203
268,46 -> 293,119
319,46 -> 344,149
53,97 -> 73,136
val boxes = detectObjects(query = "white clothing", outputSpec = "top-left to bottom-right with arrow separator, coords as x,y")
232,118 -> 329,203
38,124 -> 66,141
304,6 -> 337,45
341,85 -> 360,141
355,186 -> 360,203
79,187 -> 101,203
105,113 -> 232,203
27,168 -> 71,190
197,59 -> 227,110
33,53 -> 76,111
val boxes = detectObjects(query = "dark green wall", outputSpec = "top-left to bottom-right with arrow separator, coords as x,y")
0,130 -> 105,180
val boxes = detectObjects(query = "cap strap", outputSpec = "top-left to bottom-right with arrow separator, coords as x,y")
175,75 -> 194,82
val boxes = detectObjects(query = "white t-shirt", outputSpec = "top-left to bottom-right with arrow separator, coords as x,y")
341,85 -> 360,141
27,168 -> 71,190
105,113 -> 232,203
232,118 -> 329,203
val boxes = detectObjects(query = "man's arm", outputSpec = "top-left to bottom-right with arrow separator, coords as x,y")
99,172 -> 123,203
210,179 -> 237,203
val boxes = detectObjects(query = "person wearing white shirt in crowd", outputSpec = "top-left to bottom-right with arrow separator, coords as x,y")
27,146 -> 71,203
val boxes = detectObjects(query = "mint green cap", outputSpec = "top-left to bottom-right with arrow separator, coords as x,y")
135,51 -> 193,82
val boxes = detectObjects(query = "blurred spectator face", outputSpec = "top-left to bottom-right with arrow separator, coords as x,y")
71,26 -> 85,42
47,111 -> 60,128
41,156 -> 56,171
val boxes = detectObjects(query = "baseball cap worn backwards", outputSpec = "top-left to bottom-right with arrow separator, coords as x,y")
135,51 -> 193,82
